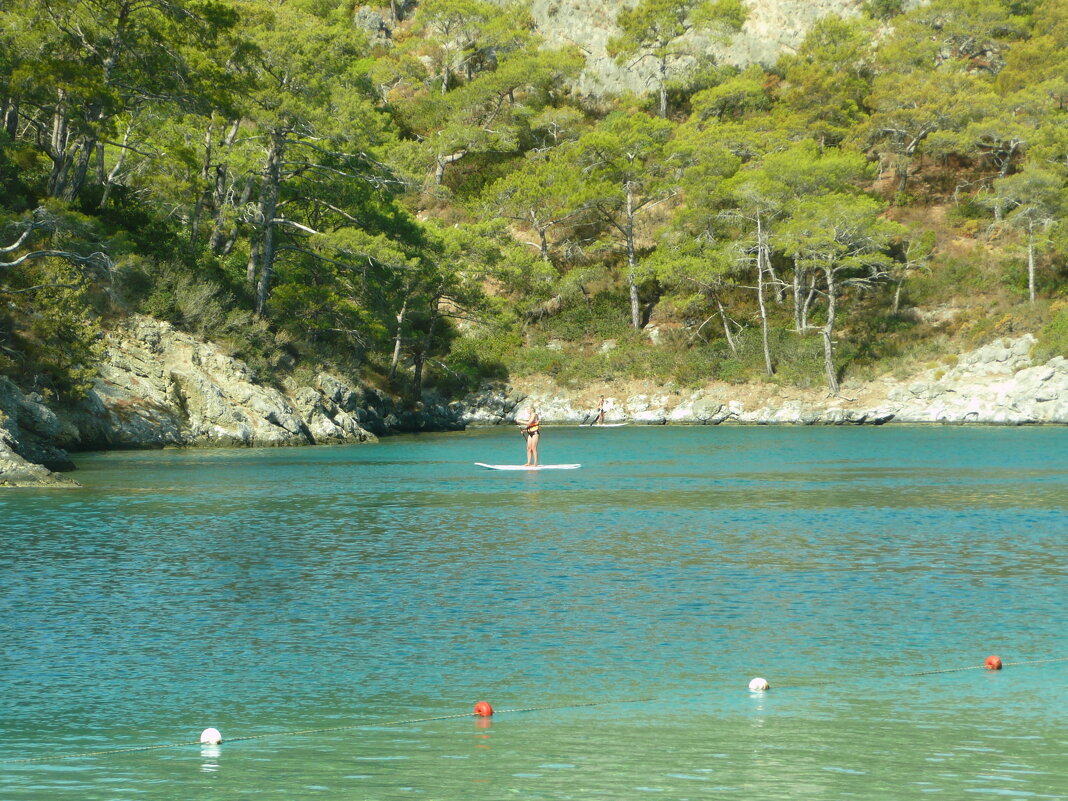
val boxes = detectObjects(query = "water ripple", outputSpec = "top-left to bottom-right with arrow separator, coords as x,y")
2,426 -> 1066,800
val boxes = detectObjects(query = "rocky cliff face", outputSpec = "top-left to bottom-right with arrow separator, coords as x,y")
526,0 -> 857,96
64,315 -> 380,450
488,0 -> 927,96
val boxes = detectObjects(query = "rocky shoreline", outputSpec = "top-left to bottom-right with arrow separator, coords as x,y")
2,316 -> 1066,487
0,316 -> 462,487
464,335 -> 1068,428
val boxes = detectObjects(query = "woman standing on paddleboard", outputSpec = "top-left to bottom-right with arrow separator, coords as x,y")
517,406 -> 540,466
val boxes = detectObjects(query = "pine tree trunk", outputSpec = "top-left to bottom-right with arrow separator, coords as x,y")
47,93 -> 72,198
658,57 -> 668,118
1027,224 -> 1036,304
792,264 -> 802,331
538,227 -> 550,261
246,240 -> 259,286
1,99 -> 17,138
99,124 -> 132,209
756,216 -> 774,376
998,142 -> 1018,179
62,136 -> 95,202
412,307 -> 439,400
254,131 -> 285,317
895,159 -> 910,194
189,120 -> 215,242
714,292 -> 737,355
95,142 -> 106,185
822,259 -> 840,396
626,184 -> 641,328
766,263 -> 784,304
389,292 -> 409,379
434,149 -> 465,184
801,271 -> 817,330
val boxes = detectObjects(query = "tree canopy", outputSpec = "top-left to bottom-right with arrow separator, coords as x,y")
2,0 -> 1067,401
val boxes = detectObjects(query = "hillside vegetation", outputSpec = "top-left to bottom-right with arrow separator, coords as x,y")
1,0 -> 1067,405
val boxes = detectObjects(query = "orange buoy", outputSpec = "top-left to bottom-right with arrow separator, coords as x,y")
474,701 -> 494,717
985,655 -> 1003,670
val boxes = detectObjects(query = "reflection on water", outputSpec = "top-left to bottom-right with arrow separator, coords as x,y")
200,744 -> 220,773
1,426 -> 1066,800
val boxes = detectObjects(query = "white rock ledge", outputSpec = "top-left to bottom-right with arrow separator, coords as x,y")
460,336 -> 1068,427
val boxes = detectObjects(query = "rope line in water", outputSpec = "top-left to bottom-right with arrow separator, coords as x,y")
2,740 -> 207,763
0,698 -> 655,764
767,655 -> 1068,689
773,657 -> 1068,692
6,657 -> 1066,765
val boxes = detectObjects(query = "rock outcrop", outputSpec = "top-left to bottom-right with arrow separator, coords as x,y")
459,335 -> 1068,427
882,336 -> 1068,424
487,0 -> 927,97
0,378 -> 78,487
67,316 -> 464,449
54,315 -> 378,450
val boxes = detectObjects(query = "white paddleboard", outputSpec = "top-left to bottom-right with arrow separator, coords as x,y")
584,423 -> 628,428
475,462 -> 581,471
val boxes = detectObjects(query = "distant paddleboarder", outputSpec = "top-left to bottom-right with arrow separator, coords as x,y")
516,405 -> 541,466
593,395 -> 606,426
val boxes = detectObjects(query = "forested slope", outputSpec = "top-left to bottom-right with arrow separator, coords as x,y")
1,0 -> 1066,409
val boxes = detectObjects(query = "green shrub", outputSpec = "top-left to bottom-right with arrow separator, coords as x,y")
910,255 -> 998,302
533,289 -> 633,343
862,0 -> 904,19
946,197 -> 989,224
999,258 -> 1030,300
431,329 -> 515,394
0,259 -> 103,398
1034,303 -> 1068,361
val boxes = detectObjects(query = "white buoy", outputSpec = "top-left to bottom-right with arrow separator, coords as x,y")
748,677 -> 770,692
200,727 -> 223,745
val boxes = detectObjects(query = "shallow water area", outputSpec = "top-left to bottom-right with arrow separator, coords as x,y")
2,425 -> 1066,800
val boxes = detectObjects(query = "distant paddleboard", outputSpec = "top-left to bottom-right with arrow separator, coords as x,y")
475,462 -> 581,471
585,423 -> 628,428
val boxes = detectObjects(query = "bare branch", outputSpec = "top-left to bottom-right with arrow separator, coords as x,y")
0,224 -> 38,255
0,280 -> 87,295
0,250 -> 111,271
272,218 -> 321,235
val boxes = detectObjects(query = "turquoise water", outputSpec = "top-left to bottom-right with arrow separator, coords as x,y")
1,426 -> 1066,800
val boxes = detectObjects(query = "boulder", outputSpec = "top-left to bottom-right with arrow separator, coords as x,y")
0,436 -> 77,487
0,387 -> 78,487
0,378 -> 77,470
